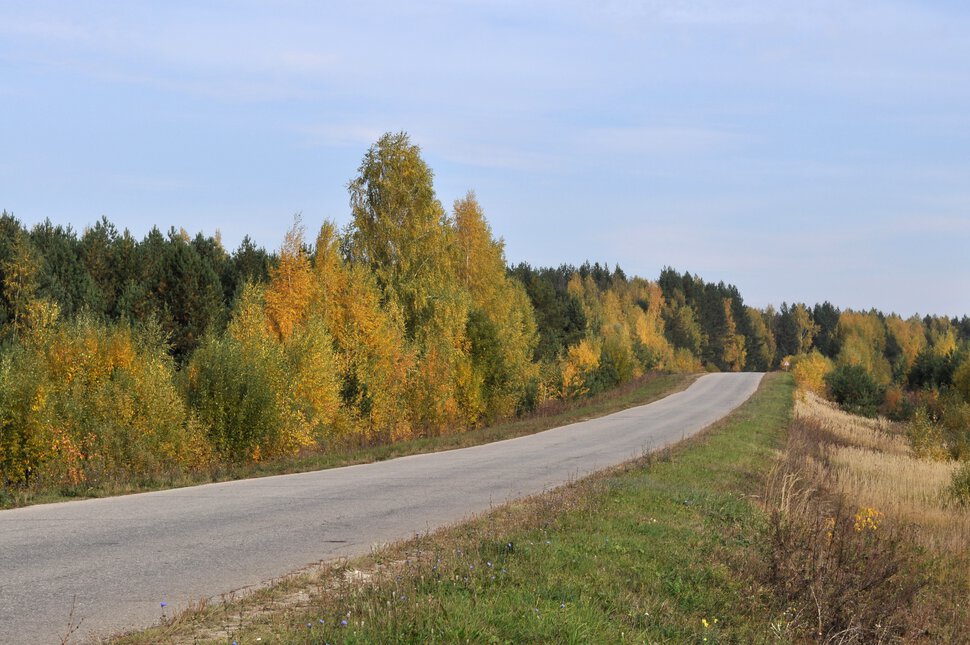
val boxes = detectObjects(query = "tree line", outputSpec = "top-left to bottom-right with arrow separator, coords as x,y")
1,131 -> 968,491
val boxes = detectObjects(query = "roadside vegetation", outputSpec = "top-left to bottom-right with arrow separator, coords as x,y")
1,371 -> 691,508
765,391 -> 969,641
116,373 -> 970,644
115,373 -> 794,645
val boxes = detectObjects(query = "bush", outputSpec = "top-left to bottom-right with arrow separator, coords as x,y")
949,461 -> 970,506
907,349 -> 955,390
764,417 -> 930,642
789,350 -> 833,395
880,384 -> 914,420
185,334 -> 288,462
941,396 -> 970,460
0,317 -> 209,488
953,358 -> 970,404
825,363 -> 884,417
185,284 -> 341,461
907,407 -> 950,461
766,494 -> 926,642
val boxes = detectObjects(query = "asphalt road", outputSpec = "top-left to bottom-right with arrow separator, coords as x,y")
0,372 -> 763,643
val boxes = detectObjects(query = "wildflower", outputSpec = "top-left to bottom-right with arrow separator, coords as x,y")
702,618 -> 709,629
341,619 -> 348,626
160,602 -> 167,608
854,507 -> 883,532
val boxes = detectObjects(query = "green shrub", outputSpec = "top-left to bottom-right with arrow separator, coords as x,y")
941,396 -> 970,460
185,334 -> 287,462
826,363 -> 884,417
907,407 -> 949,461
949,461 -> 970,506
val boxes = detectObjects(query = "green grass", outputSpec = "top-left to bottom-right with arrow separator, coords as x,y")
2,372 -> 694,509
117,373 -> 794,644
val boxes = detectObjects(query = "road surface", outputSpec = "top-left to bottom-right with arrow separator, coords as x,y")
0,372 -> 763,643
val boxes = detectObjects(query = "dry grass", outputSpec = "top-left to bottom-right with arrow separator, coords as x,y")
796,391 -> 970,554
795,392 -> 909,455
761,389 -> 970,642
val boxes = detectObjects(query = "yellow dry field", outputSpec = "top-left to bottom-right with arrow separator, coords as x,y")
796,392 -> 970,553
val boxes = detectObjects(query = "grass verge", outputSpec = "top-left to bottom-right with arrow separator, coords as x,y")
114,372 -> 792,644
2,372 -> 694,509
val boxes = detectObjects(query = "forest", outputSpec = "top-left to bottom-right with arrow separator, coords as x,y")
1,132 -> 969,495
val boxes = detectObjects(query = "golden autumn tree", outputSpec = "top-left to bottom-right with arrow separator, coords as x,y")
186,221 -> 342,461
718,298 -> 747,372
312,222 -> 414,442
264,217 -> 317,341
347,133 -> 471,433
790,350 -> 834,395
559,337 -> 601,399
622,278 -> 674,371
453,193 -> 538,420
926,316 -> 958,357
836,310 -> 893,386
884,314 -> 927,379
745,306 -> 776,371
556,268 -> 683,393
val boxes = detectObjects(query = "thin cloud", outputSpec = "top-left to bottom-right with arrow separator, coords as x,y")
580,125 -> 742,157
297,124 -> 388,149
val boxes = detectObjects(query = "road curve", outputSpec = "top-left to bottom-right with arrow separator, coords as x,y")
0,372 -> 763,643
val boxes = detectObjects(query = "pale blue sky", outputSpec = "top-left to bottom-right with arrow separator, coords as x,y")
2,1 -> 968,317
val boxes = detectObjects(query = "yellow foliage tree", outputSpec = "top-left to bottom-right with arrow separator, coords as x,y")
790,350 -> 835,395
559,338 -> 600,399
264,218 -> 317,341
719,298 -> 747,372
884,315 -> 927,377
313,223 -> 414,442
454,193 -> 539,420
836,310 -> 892,385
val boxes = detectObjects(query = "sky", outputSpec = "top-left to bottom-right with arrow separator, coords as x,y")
2,1 -> 969,318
